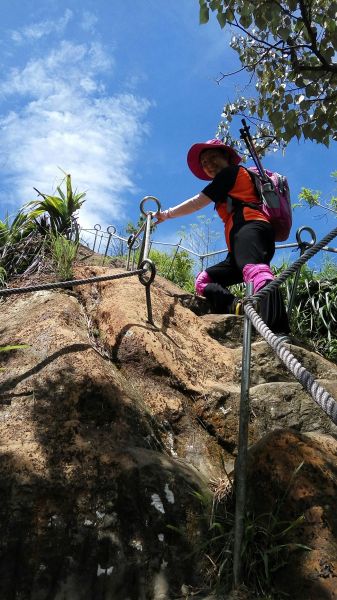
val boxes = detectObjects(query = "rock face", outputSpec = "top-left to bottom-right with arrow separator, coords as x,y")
0,286 -> 209,599
0,265 -> 337,599
246,429 -> 337,600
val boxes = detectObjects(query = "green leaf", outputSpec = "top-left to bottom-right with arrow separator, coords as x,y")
270,111 -> 284,128
199,4 -> 210,24
0,344 -> 29,353
277,27 -> 291,42
224,7 -> 235,21
217,11 -> 227,28
239,14 -> 252,28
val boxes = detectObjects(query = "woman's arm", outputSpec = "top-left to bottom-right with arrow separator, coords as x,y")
154,192 -> 212,223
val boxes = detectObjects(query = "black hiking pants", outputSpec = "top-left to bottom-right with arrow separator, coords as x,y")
204,221 -> 290,334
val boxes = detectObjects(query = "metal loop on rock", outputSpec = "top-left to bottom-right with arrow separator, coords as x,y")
140,196 -> 161,217
253,225 -> 337,302
139,259 -> 156,286
94,224 -> 101,231
107,225 -> 116,234
127,234 -> 135,248
296,226 -> 316,250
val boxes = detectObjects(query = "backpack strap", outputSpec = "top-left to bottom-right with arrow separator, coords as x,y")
225,195 -> 263,214
225,166 -> 265,213
227,165 -> 270,212
213,165 -> 264,214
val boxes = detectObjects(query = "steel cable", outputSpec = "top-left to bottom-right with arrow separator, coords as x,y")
244,302 -> 337,425
237,226 -> 337,426
0,269 -> 143,297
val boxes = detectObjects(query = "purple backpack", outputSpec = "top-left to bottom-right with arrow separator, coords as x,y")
246,167 -> 292,242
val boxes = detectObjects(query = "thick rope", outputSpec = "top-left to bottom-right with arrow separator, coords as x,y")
245,302 -> 337,425
0,269 -> 143,297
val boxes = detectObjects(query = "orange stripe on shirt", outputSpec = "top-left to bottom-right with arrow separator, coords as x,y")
216,168 -> 270,249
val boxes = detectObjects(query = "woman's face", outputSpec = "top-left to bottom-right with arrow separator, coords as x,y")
200,149 -> 229,179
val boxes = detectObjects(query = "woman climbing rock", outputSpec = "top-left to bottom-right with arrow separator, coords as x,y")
154,138 -> 290,335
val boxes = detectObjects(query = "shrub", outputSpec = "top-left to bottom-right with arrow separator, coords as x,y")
275,261 -> 337,362
148,248 -> 195,292
49,233 -> 79,281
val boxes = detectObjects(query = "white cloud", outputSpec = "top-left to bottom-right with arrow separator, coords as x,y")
0,41 -> 151,229
10,9 -> 73,43
0,41 -> 111,98
81,11 -> 98,33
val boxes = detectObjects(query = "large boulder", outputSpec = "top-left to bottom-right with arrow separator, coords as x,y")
0,288 -> 208,599
246,429 -> 337,600
1,265 -> 337,599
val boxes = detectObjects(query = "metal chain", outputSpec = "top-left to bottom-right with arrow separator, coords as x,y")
0,269 -> 143,297
244,302 -> 337,425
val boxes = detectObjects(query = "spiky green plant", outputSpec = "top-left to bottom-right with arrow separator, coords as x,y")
0,344 -> 29,353
0,266 -> 6,286
274,261 -> 337,361
0,210 -> 35,247
0,210 -> 41,278
25,172 -> 86,240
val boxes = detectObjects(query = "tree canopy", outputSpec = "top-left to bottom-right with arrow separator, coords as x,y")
199,0 -> 337,150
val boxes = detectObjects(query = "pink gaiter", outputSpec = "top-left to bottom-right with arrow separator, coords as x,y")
195,270 -> 213,296
242,263 -> 274,293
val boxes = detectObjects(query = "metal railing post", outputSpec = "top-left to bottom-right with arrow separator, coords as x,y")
166,238 -> 183,278
102,225 -> 116,265
137,196 -> 161,267
143,213 -> 152,262
233,281 -> 254,589
137,197 -> 161,324
92,224 -> 101,253
287,227 -> 316,321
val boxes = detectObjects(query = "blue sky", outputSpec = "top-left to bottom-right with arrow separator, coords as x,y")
0,0 -> 336,270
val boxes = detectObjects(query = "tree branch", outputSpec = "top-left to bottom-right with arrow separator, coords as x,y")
298,0 -> 337,70
231,16 -> 284,51
215,66 -> 248,81
295,62 -> 337,73
267,0 -> 301,21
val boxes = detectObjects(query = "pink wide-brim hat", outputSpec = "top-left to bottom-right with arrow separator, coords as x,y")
187,138 -> 242,180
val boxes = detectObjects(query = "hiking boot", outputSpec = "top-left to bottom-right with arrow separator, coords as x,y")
179,294 -> 212,316
229,298 -> 244,316
204,283 -> 235,314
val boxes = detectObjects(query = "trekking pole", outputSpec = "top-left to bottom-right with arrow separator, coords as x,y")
240,119 -> 267,179
240,119 -> 263,173
240,119 -> 279,209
